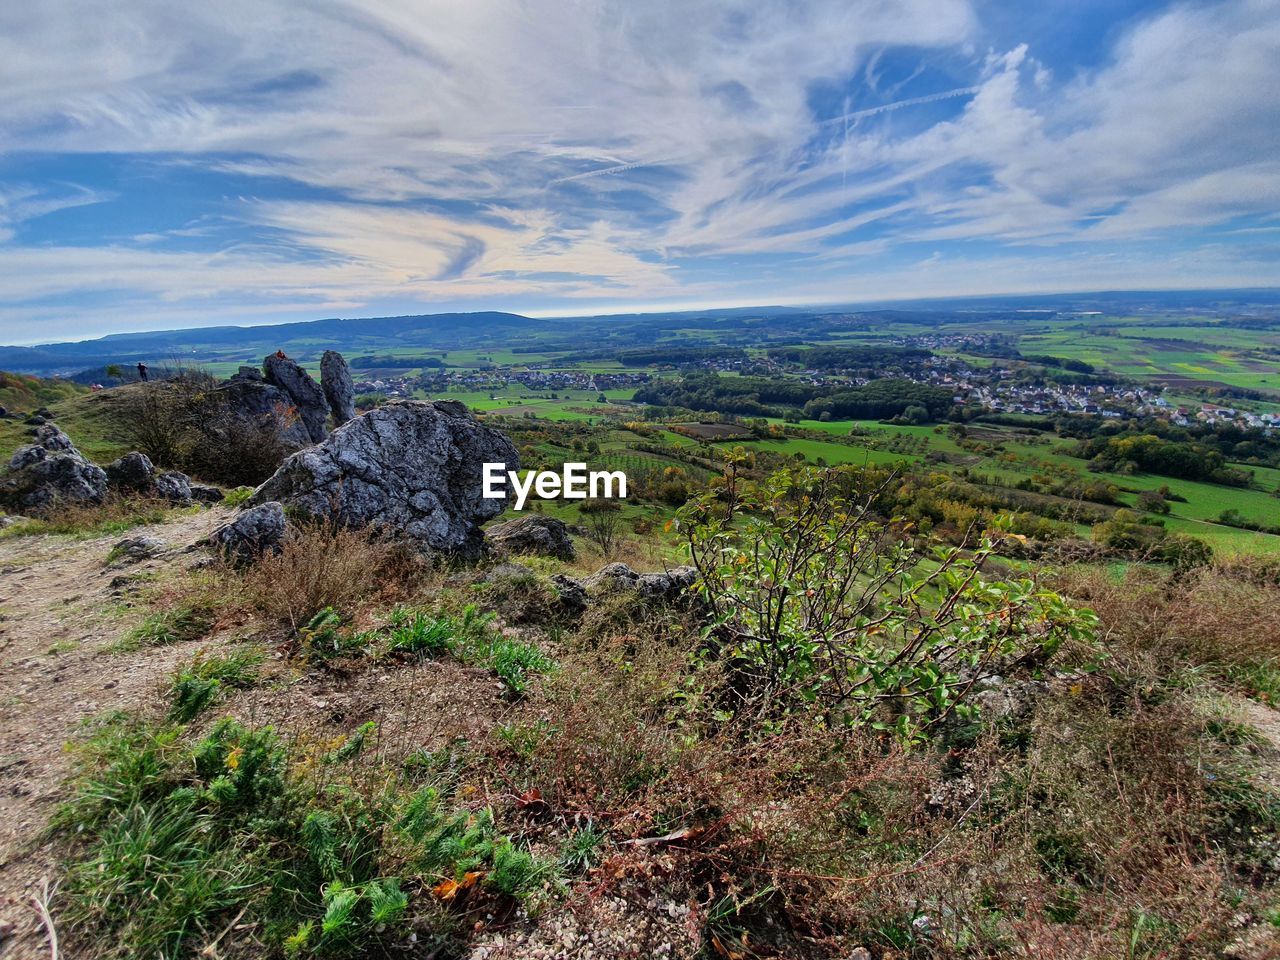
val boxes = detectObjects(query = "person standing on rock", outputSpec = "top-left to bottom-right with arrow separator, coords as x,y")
137,362 -> 149,382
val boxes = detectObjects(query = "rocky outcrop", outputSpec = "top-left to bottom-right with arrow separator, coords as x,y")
209,501 -> 287,564
581,562 -> 698,601
248,400 -> 519,557
103,452 -> 196,504
485,515 -> 576,560
0,424 -> 108,513
320,350 -> 356,426
264,352 -> 328,444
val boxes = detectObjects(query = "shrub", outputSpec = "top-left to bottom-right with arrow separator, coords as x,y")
676,465 -> 1096,739
244,521 -> 401,631
121,375 -> 295,486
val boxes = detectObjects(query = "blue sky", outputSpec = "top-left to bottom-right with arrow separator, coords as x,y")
1,0 -> 1278,344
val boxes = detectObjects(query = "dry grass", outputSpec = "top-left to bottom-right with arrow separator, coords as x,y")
1056,563 -> 1280,675
0,493 -> 182,540
242,520 -> 424,630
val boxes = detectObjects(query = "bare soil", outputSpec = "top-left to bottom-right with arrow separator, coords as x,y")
0,507 -> 233,959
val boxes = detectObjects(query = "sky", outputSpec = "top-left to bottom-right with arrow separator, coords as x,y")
1,0 -> 1279,345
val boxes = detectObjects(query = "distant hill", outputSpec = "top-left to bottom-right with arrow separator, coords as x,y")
0,312 -> 546,375
4,289 -> 1279,375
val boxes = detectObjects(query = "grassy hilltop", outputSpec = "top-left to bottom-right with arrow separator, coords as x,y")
1,297 -> 1279,958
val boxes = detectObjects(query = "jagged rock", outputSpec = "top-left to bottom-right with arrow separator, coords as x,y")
209,501 -> 287,563
0,515 -> 20,530
189,483 -> 225,504
248,400 -> 519,557
32,424 -> 74,452
105,451 -> 155,491
153,470 -> 193,504
109,535 -> 168,566
263,352 -> 328,444
214,374 -> 314,450
1,424 -> 107,512
581,562 -> 698,600
320,350 -> 356,426
485,515 -> 576,560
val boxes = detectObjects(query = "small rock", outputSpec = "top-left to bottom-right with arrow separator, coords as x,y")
209,501 -> 287,564
152,470 -> 193,504
105,451 -> 155,491
485,514 -> 576,561
109,535 -> 168,565
189,483 -> 225,504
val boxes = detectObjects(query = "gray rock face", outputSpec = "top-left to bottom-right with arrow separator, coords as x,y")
105,452 -> 155,491
153,470 -> 193,504
1,424 -> 107,513
581,562 -> 698,600
248,400 -> 519,557
485,515 -> 576,560
320,350 -> 356,426
263,352 -> 328,444
210,501 -> 287,563
214,374 -> 315,450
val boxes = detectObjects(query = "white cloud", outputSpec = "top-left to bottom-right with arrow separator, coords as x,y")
0,0 -> 1278,341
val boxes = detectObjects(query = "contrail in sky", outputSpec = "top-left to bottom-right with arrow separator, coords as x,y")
549,159 -> 667,185
549,87 -> 978,187
819,86 -> 981,127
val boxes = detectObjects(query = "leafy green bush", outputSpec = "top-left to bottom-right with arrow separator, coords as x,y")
676,465 -> 1096,740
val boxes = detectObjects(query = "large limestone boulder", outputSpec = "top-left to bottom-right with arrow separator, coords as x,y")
320,350 -> 356,426
248,400 -> 518,557
263,352 -> 329,444
485,514 -> 576,560
0,424 -> 107,513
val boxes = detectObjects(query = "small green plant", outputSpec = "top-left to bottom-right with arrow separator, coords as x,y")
166,650 -> 270,743
324,721 -> 378,764
558,823 -> 605,874
299,607 -> 374,661
385,609 -> 455,658
117,602 -> 217,652
223,486 -> 255,508
486,637 -> 555,696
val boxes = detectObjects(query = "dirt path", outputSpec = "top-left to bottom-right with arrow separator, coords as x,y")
0,507 -> 232,959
